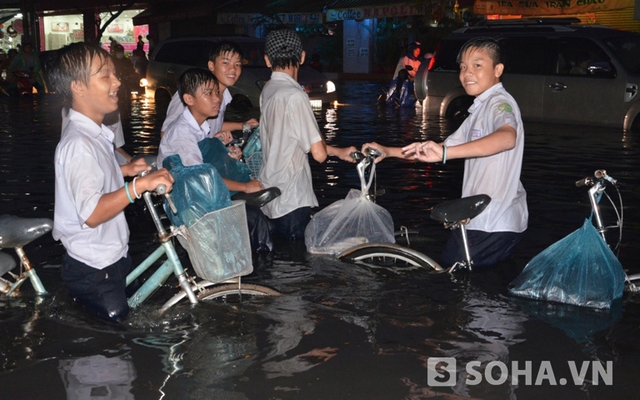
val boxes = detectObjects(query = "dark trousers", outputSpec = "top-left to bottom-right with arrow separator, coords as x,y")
61,253 -> 134,322
270,207 -> 311,241
441,229 -> 525,269
246,204 -> 273,252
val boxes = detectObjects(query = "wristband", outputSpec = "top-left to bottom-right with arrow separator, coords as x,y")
442,145 -> 447,164
124,182 -> 135,204
132,176 -> 141,199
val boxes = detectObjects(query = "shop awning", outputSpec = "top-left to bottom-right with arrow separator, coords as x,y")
473,0 -> 635,15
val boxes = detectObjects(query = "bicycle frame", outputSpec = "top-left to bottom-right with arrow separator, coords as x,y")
125,189 -> 198,308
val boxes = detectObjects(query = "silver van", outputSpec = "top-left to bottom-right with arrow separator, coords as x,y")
143,36 -> 337,109
415,19 -> 640,131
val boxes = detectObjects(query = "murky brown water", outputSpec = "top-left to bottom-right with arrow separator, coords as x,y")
1,83 -> 639,399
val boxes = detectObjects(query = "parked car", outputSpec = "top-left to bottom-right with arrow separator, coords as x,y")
414,18 -> 640,131
143,36 -> 337,109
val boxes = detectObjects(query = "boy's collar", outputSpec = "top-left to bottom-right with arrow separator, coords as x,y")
469,82 -> 504,113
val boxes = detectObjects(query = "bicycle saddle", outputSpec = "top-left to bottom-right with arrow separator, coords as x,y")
0,215 -> 53,249
430,194 -> 491,223
0,251 -> 17,276
231,187 -> 282,208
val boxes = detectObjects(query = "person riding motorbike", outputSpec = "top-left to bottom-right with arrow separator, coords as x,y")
8,42 -> 46,95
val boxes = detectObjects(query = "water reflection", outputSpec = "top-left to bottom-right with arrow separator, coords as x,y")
58,352 -> 136,400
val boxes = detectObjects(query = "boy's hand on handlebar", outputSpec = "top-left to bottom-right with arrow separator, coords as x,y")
361,143 -> 387,163
138,168 -> 174,194
244,118 -> 259,129
228,146 -> 242,160
244,179 -> 264,194
214,130 -> 234,145
122,157 -> 151,177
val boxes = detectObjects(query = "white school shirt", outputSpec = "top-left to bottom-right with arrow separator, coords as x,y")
62,109 -> 127,165
258,71 -> 322,219
53,109 -> 129,269
444,83 -> 528,233
160,88 -> 232,135
157,108 -> 210,168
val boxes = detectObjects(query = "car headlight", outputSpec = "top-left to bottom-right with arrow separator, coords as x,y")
139,78 -> 148,87
326,80 -> 336,94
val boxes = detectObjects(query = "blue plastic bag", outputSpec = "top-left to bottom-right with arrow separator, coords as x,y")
198,138 -> 251,194
509,218 -> 626,309
162,154 -> 232,227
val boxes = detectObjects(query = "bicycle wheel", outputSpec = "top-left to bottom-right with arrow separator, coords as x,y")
197,283 -> 281,302
338,242 -> 444,272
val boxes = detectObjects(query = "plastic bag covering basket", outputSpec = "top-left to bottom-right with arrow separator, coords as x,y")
509,218 -> 626,309
177,200 -> 253,283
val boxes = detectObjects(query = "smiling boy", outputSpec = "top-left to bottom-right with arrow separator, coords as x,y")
363,37 -> 528,268
160,41 -> 258,148
49,43 -> 174,322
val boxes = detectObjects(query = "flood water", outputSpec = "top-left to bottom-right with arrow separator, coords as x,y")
1,82 -> 640,400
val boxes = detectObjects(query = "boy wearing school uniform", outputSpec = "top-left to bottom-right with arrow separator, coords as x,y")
49,43 -> 174,322
364,37 -> 528,268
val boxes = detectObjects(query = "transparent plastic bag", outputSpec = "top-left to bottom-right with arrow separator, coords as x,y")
305,189 -> 395,254
509,218 -> 626,309
162,154 -> 231,228
305,158 -> 394,255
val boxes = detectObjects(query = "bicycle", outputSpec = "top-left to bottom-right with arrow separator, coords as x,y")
1,180 -> 279,315
573,169 -> 640,292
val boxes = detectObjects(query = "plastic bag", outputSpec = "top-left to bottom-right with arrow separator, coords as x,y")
305,189 -> 395,254
177,201 -> 253,283
162,154 -> 231,227
198,137 -> 251,193
509,218 -> 626,309
305,158 -> 394,254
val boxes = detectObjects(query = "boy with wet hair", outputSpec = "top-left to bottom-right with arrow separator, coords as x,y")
48,42 -> 174,322
363,37 -> 528,268
161,40 -> 258,149
157,67 -> 262,193
158,67 -> 271,251
259,29 -> 356,240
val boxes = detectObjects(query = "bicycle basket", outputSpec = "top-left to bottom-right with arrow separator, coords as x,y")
177,201 -> 253,283
245,152 -> 263,180
242,128 -> 262,179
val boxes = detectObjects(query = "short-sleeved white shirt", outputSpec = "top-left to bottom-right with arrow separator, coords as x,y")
160,88 -> 231,135
258,71 -> 322,219
444,83 -> 528,233
62,109 -> 127,165
53,109 -> 129,269
157,108 -> 210,167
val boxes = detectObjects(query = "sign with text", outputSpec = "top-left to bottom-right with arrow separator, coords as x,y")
217,13 -> 321,25
326,3 -> 422,21
473,0 -> 634,15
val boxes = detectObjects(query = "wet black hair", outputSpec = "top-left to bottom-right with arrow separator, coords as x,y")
456,37 -> 502,66
47,42 -> 110,109
208,40 -> 243,63
177,67 -> 219,106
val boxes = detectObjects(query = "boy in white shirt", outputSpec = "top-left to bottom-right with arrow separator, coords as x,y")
49,43 -> 174,322
364,37 -> 528,268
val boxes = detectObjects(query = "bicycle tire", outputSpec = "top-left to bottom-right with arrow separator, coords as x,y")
338,242 -> 444,272
196,283 -> 281,301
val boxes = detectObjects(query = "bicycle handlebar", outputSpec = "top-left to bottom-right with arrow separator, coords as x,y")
575,169 -> 617,187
